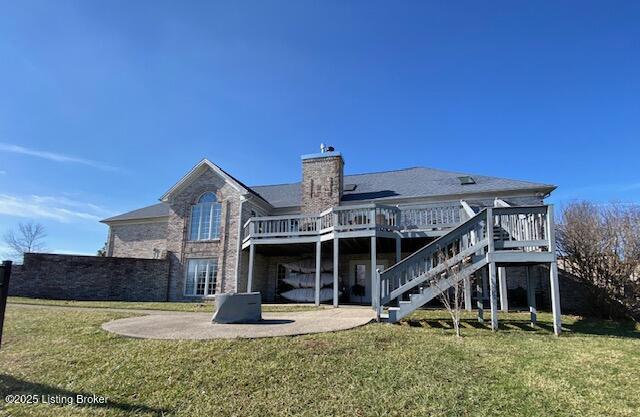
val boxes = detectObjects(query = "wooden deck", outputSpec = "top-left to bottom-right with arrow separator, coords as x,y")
242,201 -> 466,247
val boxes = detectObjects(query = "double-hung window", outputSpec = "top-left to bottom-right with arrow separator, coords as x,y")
189,192 -> 222,240
185,258 -> 217,296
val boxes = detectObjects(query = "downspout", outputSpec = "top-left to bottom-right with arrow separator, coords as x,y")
234,195 -> 247,293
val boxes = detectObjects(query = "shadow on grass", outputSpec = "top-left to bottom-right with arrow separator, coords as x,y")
406,319 -> 448,329
564,317 -> 640,339
461,320 -> 490,330
0,374 -> 170,416
402,316 -> 640,339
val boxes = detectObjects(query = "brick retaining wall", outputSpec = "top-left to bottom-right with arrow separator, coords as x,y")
8,253 -> 170,301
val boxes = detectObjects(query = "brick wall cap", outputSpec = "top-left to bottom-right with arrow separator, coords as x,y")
301,151 -> 342,161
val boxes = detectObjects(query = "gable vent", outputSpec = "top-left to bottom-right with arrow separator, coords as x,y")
457,176 -> 476,185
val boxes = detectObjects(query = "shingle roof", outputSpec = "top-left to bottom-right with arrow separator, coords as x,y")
251,167 -> 555,208
101,202 -> 169,223
250,183 -> 301,208
103,166 -> 555,222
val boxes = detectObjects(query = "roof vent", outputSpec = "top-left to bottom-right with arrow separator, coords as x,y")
343,184 -> 357,192
457,176 -> 476,185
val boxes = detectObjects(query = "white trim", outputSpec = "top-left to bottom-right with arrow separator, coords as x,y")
160,159 -> 250,202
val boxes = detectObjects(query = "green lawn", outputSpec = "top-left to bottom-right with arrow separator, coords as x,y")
1,305 -> 639,417
7,296 -> 323,313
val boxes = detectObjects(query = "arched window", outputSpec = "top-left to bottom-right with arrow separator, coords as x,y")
189,192 -> 222,240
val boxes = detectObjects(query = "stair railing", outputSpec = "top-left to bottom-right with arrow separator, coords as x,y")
376,209 -> 490,315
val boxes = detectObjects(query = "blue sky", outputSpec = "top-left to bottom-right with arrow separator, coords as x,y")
1,0 -> 639,257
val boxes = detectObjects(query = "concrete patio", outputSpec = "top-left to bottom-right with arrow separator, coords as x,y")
101,307 -> 375,339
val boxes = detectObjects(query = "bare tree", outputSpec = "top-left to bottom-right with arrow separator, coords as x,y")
557,202 -> 640,319
96,242 -> 107,257
3,222 -> 47,260
431,249 -> 466,337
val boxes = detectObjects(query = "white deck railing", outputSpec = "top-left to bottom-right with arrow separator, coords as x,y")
242,201 -> 468,241
377,204 -> 553,311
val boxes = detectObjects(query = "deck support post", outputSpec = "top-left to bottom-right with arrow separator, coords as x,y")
315,240 -> 321,307
476,270 -> 484,324
463,276 -> 472,311
488,262 -> 499,331
333,237 -> 339,308
526,266 -> 537,326
395,237 -> 401,263
498,267 -> 508,312
370,236 -> 377,308
485,207 -> 498,331
546,204 -> 562,336
549,261 -> 562,336
247,243 -> 255,293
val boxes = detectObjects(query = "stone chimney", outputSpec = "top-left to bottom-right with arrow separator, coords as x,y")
301,146 -> 344,214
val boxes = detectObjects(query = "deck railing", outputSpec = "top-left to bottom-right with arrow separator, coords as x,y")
243,214 -> 320,238
377,204 -> 553,309
400,203 -> 465,230
243,201 -> 466,241
242,203 -> 553,243
492,206 -> 549,251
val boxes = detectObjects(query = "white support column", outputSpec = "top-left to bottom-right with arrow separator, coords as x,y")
486,207 -> 498,331
488,262 -> 498,331
498,267 -> 508,312
526,266 -> 537,326
546,204 -> 562,336
476,270 -> 484,324
370,236 -> 377,308
395,237 -> 401,263
550,262 -> 562,336
315,240 -> 321,307
463,276 -> 472,311
333,237 -> 339,308
247,243 -> 255,293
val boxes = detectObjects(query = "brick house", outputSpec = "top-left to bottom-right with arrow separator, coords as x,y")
102,147 -> 562,332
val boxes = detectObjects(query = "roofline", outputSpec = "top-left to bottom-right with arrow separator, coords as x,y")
160,159 -> 250,201
249,166 -> 555,190
100,216 -> 170,225
157,159 -> 272,208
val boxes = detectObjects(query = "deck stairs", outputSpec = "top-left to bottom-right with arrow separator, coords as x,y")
376,208 -> 496,323
373,204 -> 561,335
